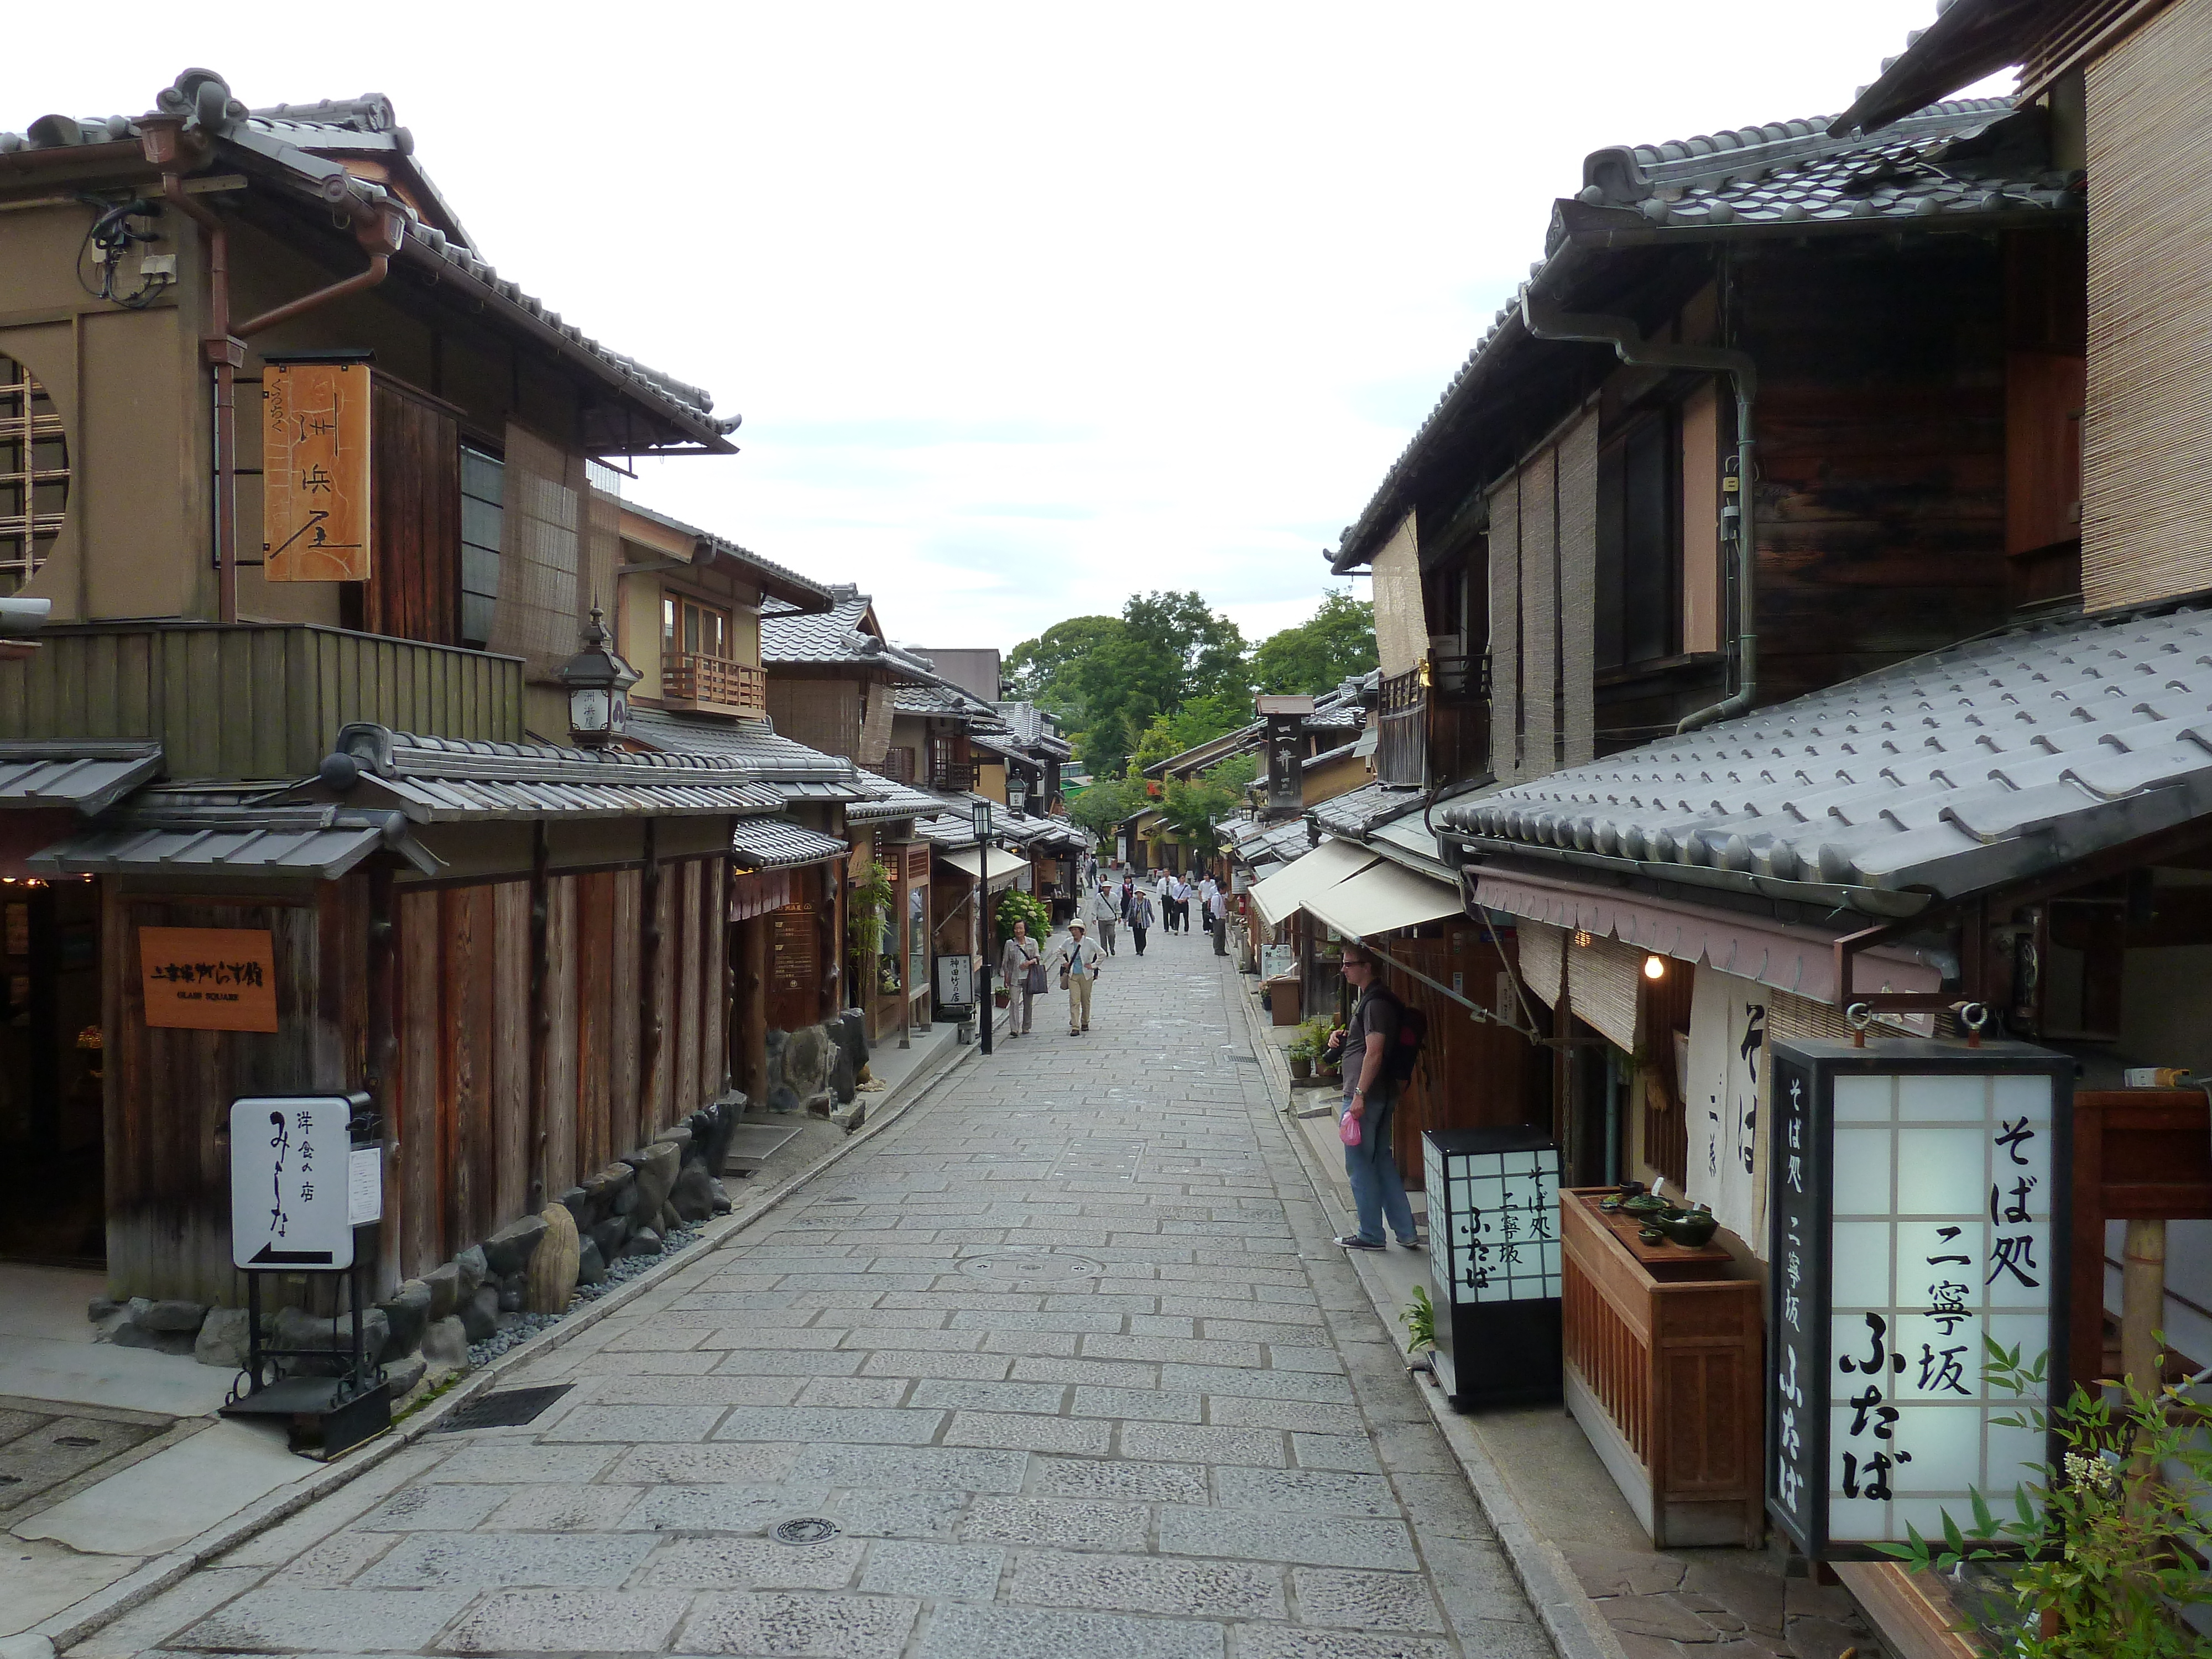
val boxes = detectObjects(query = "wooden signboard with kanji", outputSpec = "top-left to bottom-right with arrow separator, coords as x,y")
263,362 -> 372,581
139,926 -> 280,1032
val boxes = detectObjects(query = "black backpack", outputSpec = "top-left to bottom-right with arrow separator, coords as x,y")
1365,989 -> 1428,1087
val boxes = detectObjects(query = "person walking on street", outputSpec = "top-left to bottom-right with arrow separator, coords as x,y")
1088,883 -> 1120,956
1209,882 -> 1229,955
1130,888 -> 1154,956
1331,944 -> 1418,1251
999,919 -> 1042,1038
1054,919 -> 1106,1034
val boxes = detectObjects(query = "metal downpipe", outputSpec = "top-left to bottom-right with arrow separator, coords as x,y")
1517,284 -> 1758,735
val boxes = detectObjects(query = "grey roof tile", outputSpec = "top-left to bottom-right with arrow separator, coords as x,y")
760,589 -> 880,665
623,708 -> 860,786
1439,603 -> 2212,909
729,817 -> 848,869
0,740 -> 164,816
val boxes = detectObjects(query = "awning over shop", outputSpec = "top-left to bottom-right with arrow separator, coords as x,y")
1472,865 -> 1943,1005
936,845 -> 1024,890
729,817 -> 848,871
1250,838 -> 1377,930
0,741 -> 163,817
1305,857 -> 1462,941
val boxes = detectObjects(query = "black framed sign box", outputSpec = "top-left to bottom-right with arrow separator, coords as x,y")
1422,1126 -> 1564,1410
1765,1037 -> 2070,1561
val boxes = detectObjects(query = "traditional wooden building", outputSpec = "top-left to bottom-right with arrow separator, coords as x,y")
0,70 -> 819,1327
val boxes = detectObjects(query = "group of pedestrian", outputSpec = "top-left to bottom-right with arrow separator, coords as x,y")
994,859 -> 1237,1041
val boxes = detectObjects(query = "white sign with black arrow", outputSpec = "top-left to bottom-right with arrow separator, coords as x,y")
229,1095 -> 359,1270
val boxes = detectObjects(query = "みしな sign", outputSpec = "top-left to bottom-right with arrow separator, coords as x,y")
139,927 -> 279,1032
229,1095 -> 358,1269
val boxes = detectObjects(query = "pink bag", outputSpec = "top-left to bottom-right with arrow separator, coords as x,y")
1338,1108 -> 1362,1147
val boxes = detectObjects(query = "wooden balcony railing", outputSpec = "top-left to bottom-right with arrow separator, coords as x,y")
662,652 -> 767,718
930,761 -> 975,792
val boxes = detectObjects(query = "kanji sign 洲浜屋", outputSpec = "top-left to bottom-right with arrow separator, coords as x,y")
139,926 -> 279,1032
263,361 -> 371,582
1765,1037 -> 2069,1559
228,1095 -> 357,1269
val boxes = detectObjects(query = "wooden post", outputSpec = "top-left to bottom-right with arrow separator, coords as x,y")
2120,1217 -> 2167,1393
739,912 -> 768,1107
641,821 -> 663,1122
527,822 -> 550,1209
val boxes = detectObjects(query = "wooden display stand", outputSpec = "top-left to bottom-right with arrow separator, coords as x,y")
1560,1189 -> 1764,1548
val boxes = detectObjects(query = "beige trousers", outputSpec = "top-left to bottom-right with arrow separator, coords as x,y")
1067,975 -> 1093,1031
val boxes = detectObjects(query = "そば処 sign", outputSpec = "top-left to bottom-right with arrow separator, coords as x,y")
139,927 -> 278,1032
1765,1037 -> 2069,1559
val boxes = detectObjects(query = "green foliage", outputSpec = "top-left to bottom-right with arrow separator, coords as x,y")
1290,1016 -> 1337,1065
1400,1284 -> 1436,1355
1130,691 -> 1250,774
1253,588 -> 1379,695
845,860 -> 894,961
1004,614 -> 1124,723
1872,1337 -> 2212,1657
995,888 -> 1050,946
1065,776 -> 1136,839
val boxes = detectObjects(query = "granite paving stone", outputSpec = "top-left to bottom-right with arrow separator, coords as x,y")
112,935 -> 1543,1658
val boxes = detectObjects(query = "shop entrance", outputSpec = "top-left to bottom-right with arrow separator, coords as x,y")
0,875 -> 105,1265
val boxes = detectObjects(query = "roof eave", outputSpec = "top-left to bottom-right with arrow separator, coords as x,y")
1457,838 -> 1934,920
1830,0 -> 2052,135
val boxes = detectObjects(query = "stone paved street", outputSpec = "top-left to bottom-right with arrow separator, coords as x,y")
90,921 -> 1548,1659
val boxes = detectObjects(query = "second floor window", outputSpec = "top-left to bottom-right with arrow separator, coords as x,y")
664,594 -> 731,660
1594,383 -> 1721,674
0,351 -> 66,598
458,444 -> 503,649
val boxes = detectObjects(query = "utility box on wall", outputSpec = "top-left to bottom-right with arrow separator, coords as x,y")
1765,1037 -> 2070,1561
1423,1127 -> 1564,1409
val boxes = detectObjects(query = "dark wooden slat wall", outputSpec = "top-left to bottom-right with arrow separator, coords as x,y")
110,854 -> 736,1300
364,382 -> 462,646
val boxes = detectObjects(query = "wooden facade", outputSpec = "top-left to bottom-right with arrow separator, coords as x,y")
1381,924 -> 1547,1188
98,846 -> 729,1304
0,622 -> 521,775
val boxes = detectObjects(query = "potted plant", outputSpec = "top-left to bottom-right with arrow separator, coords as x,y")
1287,1032 -> 1314,1080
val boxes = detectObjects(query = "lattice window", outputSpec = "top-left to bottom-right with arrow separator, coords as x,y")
0,353 -> 66,596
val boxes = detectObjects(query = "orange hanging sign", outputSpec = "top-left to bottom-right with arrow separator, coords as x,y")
263,362 -> 372,582
139,926 -> 279,1032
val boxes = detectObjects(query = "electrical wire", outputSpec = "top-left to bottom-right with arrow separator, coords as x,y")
74,194 -> 168,310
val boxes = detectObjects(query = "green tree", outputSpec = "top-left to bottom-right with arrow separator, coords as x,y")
1065,775 -> 1135,841
1129,692 -> 1249,774
1251,589 -> 1378,695
1005,614 -> 1124,724
1158,752 -> 1255,844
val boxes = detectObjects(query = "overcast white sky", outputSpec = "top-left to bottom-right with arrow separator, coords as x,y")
8,2 -> 1994,655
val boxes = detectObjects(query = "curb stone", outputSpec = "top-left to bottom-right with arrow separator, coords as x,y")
1226,953 -> 1628,1659
24,1025 -> 986,1653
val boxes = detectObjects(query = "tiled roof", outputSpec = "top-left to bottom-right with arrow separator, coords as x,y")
1329,99 -> 2078,574
623,708 -> 861,787
0,740 -> 164,816
32,797 -> 439,881
990,701 -> 1074,759
729,817 -> 848,870
847,770 -> 948,825
761,588 -> 878,664
1309,780 -> 1426,839
617,502 -> 832,613
1302,739 -> 1365,773
326,725 -> 791,821
0,71 -> 734,453
1438,603 -> 2212,916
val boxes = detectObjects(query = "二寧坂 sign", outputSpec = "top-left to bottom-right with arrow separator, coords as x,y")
1765,1036 -> 2070,1559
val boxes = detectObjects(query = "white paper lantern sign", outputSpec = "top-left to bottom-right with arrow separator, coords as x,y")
1422,1127 -> 1564,1409
1765,1037 -> 2070,1559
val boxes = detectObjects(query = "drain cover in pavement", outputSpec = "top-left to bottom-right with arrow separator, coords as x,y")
957,1250 -> 1103,1283
434,1384 -> 572,1432
773,1517 -> 842,1545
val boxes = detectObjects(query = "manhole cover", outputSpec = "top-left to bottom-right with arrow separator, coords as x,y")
434,1384 -> 573,1432
957,1250 -> 1103,1283
773,1517 -> 842,1546
1229,1055 -> 1260,1065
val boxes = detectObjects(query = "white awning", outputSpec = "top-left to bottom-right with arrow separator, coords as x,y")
1305,856 -> 1463,941
1249,838 -> 1377,930
936,845 -> 1024,890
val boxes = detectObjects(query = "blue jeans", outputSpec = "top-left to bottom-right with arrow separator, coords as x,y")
1341,1090 -> 1415,1245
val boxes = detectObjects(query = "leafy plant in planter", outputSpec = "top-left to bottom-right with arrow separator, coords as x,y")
1400,1283 -> 1436,1355
1875,1336 -> 2212,1658
847,860 -> 894,981
996,888 -> 1051,947
1298,1017 -> 1340,1077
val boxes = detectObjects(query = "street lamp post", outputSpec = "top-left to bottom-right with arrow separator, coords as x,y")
972,798 -> 994,1057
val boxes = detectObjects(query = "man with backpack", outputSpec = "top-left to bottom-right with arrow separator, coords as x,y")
1330,944 -> 1421,1252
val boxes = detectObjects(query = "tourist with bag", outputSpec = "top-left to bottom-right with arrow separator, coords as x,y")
1088,883 -> 1120,956
1332,944 -> 1419,1252
998,918 -> 1043,1038
1052,919 -> 1106,1035
1129,888 -> 1154,956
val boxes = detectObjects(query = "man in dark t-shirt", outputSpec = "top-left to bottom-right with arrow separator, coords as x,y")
1332,945 -> 1418,1251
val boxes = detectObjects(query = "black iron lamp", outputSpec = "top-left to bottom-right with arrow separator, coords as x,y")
557,605 -> 640,748
973,798 -> 994,1055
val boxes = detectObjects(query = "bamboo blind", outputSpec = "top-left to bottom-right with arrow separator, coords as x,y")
488,424 -> 586,679
1370,512 -> 1427,680
2080,0 -> 2212,611
1520,445 -> 1559,775
1557,410 -> 1599,768
1518,918 -> 1564,1011
1566,930 -> 1641,1053
1488,474 -> 1521,781
859,681 -> 895,768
